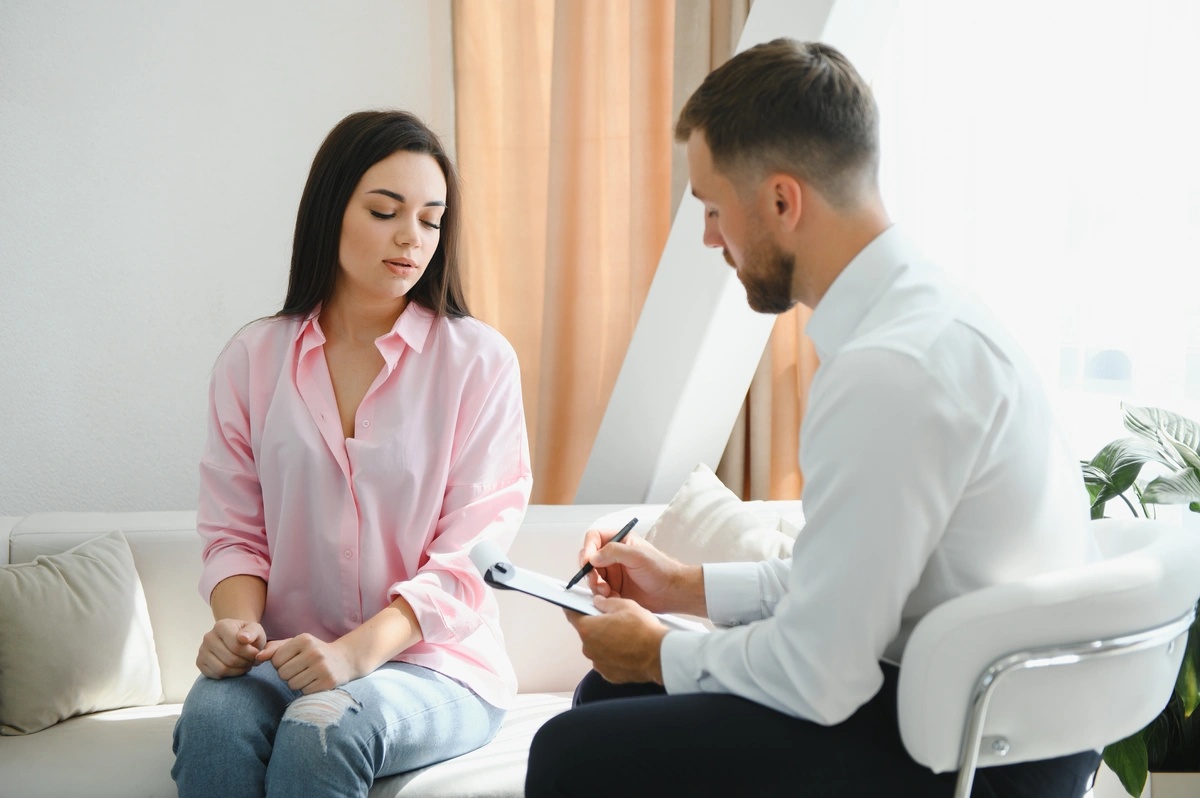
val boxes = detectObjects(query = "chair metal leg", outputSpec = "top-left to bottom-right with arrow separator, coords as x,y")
953,671 -> 992,798
952,607 -> 1194,798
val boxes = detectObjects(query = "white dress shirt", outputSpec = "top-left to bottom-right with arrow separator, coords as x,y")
660,226 -> 1095,725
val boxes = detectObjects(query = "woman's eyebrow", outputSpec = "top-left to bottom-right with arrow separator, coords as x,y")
366,188 -> 446,207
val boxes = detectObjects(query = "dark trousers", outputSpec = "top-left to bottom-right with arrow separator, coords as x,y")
525,664 -> 1100,797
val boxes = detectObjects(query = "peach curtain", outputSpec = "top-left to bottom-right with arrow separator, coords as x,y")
716,307 -> 818,500
453,0 -> 674,503
453,0 -> 816,504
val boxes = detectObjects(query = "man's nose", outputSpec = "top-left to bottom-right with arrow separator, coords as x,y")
702,220 -> 723,249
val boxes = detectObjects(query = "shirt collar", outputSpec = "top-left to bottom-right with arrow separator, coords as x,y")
296,301 -> 436,368
805,225 -> 923,360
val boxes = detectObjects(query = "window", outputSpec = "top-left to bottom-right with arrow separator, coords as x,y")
873,0 -> 1200,458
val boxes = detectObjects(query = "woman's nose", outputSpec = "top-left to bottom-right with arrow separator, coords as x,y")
394,218 -> 419,247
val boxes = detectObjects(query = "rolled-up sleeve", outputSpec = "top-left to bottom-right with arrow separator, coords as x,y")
391,353 -> 533,644
196,339 -> 270,603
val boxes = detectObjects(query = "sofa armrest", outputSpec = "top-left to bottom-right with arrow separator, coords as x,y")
0,516 -> 20,566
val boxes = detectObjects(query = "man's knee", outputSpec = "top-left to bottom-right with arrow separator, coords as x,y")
527,710 -> 596,797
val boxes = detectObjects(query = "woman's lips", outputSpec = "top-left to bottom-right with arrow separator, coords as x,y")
384,260 -> 418,276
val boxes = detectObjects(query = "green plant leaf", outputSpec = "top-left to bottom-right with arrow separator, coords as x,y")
1167,435 -> 1200,472
1081,462 -> 1111,511
1143,703 -> 1183,770
1124,403 -> 1200,469
1090,438 -> 1156,495
1142,467 -> 1200,505
1084,460 -> 1108,492
1154,428 -> 1190,471
1178,613 -> 1200,718
1103,732 -> 1148,797
1081,445 -> 1147,517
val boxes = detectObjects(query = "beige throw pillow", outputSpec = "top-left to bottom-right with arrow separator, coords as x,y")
0,531 -> 163,735
642,463 -> 795,564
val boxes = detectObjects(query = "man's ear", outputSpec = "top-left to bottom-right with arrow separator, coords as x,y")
767,174 -> 803,230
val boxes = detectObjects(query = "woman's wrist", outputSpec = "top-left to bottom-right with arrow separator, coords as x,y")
335,597 -> 424,677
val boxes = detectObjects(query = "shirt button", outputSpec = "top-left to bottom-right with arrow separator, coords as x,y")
350,612 -> 360,623
343,549 -> 353,559
361,419 -> 370,428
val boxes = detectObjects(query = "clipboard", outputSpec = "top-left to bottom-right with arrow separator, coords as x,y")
470,541 -> 709,633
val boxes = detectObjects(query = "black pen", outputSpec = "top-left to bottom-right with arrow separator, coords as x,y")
565,517 -> 638,590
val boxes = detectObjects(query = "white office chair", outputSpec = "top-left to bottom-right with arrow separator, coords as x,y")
898,518 -> 1200,798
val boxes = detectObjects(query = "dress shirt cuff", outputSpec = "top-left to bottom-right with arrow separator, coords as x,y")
390,578 -> 480,645
198,550 -> 271,605
660,630 -> 708,695
702,561 -> 765,626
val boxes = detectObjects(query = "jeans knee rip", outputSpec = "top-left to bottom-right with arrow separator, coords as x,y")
282,689 -> 362,754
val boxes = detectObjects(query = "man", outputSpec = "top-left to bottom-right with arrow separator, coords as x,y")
525,39 -> 1100,797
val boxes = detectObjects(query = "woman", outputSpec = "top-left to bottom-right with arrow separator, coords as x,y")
172,110 -> 531,797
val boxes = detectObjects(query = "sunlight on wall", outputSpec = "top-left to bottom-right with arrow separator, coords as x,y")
873,0 -> 1200,459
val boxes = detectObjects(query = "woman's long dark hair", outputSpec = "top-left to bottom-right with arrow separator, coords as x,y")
278,110 -> 470,318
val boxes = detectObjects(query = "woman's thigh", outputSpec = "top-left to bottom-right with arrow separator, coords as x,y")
271,662 -> 505,781
174,663 -> 296,747
172,664 -> 299,798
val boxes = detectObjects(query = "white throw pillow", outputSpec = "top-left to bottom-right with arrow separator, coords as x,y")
642,463 -> 795,564
0,531 -> 163,735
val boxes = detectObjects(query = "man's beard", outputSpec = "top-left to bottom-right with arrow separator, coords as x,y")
726,235 -> 796,315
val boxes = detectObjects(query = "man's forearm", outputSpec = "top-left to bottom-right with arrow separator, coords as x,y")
670,564 -> 709,618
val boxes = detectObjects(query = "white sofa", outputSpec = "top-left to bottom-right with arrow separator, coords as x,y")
0,501 -> 802,797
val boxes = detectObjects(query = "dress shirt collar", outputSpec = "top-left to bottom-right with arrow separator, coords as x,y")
296,301 -> 435,369
805,225 -> 923,361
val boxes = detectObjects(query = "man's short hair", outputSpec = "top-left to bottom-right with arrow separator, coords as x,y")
675,38 -> 879,209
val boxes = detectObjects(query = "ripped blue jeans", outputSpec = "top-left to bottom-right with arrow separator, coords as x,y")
171,661 -> 504,798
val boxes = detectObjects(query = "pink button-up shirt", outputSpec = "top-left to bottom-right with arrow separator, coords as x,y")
197,302 -> 531,708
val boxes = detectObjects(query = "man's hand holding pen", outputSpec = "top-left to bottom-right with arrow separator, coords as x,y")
577,523 -> 708,617
562,518 -> 709,683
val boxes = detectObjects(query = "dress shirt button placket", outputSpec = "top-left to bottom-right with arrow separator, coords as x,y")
340,502 -> 361,631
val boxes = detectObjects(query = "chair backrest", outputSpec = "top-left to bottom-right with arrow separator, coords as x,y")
898,518 -> 1200,773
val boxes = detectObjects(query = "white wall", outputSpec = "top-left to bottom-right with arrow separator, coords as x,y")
0,0 -> 454,514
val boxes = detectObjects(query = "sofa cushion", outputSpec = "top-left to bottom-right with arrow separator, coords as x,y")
0,532 -> 163,735
7,511 -> 209,703
638,463 -> 795,564
0,693 -> 572,798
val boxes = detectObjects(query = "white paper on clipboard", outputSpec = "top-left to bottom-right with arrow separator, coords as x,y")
470,541 -> 709,633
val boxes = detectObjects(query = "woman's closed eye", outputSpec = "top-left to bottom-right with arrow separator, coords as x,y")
370,210 -> 441,230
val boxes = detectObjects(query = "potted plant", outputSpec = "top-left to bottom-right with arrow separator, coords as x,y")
1081,403 -> 1200,797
